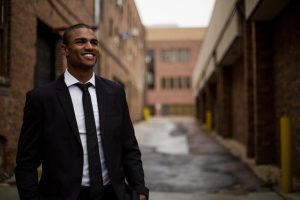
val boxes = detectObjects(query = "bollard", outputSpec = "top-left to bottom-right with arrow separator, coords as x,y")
280,116 -> 292,193
38,165 -> 43,178
143,107 -> 150,121
206,111 -> 212,133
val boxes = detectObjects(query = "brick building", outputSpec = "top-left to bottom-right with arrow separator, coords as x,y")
146,27 -> 206,116
0,0 -> 145,174
98,0 -> 146,122
193,0 -> 300,190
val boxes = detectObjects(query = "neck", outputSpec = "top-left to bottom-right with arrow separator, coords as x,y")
67,67 -> 94,83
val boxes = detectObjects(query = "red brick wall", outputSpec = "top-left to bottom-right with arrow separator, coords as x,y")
272,0 -> 300,177
99,0 -> 146,121
0,0 -> 94,173
216,66 -> 232,138
252,21 -> 276,164
243,20 -> 255,158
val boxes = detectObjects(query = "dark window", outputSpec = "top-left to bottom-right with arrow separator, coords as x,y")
34,20 -> 59,87
161,77 -> 166,89
178,77 -> 183,89
109,18 -> 113,37
0,135 -> 6,169
0,0 -> 9,85
186,77 -> 191,89
146,49 -> 155,89
170,77 -> 174,89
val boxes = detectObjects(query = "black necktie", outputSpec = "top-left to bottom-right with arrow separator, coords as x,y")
76,83 -> 104,199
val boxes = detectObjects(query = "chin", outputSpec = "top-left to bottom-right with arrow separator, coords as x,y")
83,62 -> 96,68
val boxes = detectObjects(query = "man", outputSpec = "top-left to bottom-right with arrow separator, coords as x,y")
15,23 -> 149,200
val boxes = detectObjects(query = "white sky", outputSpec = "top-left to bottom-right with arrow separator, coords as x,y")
134,0 -> 216,27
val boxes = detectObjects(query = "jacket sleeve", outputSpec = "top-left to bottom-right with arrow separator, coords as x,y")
120,88 -> 149,199
15,91 -> 43,200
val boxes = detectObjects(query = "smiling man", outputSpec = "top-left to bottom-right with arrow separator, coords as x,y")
15,24 -> 149,200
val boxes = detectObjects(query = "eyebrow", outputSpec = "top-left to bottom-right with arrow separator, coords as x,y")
74,37 -> 98,42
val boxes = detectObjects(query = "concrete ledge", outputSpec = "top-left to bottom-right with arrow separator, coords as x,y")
209,131 -> 300,200
150,191 -> 284,200
211,131 -> 280,184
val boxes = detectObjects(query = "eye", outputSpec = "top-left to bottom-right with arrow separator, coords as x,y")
91,40 -> 98,46
75,40 -> 85,44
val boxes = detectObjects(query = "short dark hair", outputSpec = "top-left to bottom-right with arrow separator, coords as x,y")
62,23 -> 93,45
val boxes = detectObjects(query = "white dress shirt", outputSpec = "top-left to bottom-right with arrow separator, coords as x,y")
64,69 -> 110,186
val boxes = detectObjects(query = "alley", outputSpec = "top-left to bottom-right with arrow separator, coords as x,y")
0,117 -> 290,200
135,117 -> 285,200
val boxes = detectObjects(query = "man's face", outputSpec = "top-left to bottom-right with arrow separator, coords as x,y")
62,28 -> 100,70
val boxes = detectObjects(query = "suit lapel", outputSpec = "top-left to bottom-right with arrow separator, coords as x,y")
95,76 -> 108,138
56,75 -> 82,145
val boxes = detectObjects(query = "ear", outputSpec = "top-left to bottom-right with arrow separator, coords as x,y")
61,44 -> 69,57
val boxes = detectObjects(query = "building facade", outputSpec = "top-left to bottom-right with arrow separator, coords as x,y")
146,27 -> 206,116
0,0 -> 145,174
98,0 -> 146,121
193,0 -> 300,191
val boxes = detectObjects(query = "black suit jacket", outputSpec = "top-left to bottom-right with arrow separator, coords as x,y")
15,75 -> 149,200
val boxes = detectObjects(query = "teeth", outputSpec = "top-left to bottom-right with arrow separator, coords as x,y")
83,54 -> 94,58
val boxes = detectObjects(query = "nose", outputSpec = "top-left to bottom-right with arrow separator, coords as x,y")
84,41 -> 93,49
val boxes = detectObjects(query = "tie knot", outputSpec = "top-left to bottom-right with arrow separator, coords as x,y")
75,82 -> 93,92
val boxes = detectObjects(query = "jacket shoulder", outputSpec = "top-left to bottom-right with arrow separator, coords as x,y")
96,76 -> 124,94
27,80 -> 56,97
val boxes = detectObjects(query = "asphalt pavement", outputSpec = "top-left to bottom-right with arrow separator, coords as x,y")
135,117 -> 289,200
1,116 -> 299,200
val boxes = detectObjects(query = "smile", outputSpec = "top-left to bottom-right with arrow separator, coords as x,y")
82,53 -> 95,59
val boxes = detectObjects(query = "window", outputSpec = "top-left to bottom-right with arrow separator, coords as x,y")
178,77 -> 182,89
160,77 -> 192,90
34,20 -> 59,87
146,49 -> 155,89
179,49 -> 191,62
170,77 -> 174,89
160,48 -> 191,63
0,135 -> 6,169
0,0 -> 9,85
185,77 -> 191,89
161,78 -> 166,89
165,78 -> 171,89
109,18 -> 113,37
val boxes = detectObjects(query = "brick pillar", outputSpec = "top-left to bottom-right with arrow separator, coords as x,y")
252,22 -> 275,164
200,91 -> 206,124
205,85 -> 212,113
204,83 -> 216,129
195,95 -> 200,119
216,67 -> 232,138
244,20 -> 255,158
209,82 -> 217,129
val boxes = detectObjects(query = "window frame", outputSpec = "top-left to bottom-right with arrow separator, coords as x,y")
0,0 -> 10,86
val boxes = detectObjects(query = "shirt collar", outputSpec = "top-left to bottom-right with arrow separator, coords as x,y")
64,68 -> 96,87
